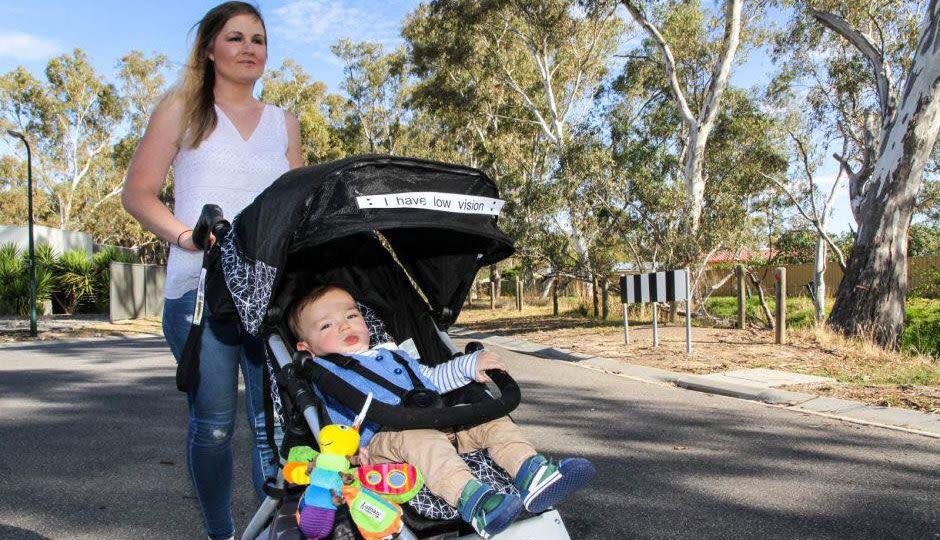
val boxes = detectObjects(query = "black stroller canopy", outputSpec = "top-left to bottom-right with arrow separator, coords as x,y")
226,155 -> 514,339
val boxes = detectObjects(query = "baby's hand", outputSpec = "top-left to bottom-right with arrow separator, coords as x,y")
474,350 -> 507,383
357,446 -> 370,466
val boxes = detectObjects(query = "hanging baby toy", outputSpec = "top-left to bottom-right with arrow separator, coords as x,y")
287,394 -> 423,540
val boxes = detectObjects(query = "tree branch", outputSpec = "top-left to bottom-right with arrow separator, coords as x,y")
620,0 -> 696,126
761,171 -> 817,224
808,8 -> 897,123
700,0 -> 743,128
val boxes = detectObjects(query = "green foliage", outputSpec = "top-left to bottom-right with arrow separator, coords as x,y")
0,242 -> 54,316
261,60 -> 348,164
0,241 -> 136,316
704,295 -> 815,328
908,224 -> 940,256
775,229 -> 817,264
903,299 -> 940,359
54,249 -> 95,314
706,295 -> 940,358
912,267 -> 940,299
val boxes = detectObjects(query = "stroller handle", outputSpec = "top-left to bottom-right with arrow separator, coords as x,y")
193,204 -> 231,250
306,358 -> 522,430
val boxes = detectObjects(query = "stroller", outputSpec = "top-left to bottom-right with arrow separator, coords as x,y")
188,155 -> 573,539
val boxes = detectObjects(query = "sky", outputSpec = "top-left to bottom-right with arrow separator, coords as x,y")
0,0 -> 856,234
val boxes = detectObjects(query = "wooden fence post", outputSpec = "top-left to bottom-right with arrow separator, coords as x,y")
490,281 -> 496,310
775,267 -> 787,344
515,275 -> 523,311
592,275 -> 600,318
552,278 -> 559,316
736,264 -> 746,329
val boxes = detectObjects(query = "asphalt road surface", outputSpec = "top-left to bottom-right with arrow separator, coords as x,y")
0,336 -> 938,540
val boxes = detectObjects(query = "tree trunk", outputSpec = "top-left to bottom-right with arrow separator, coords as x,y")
592,275 -> 600,318
552,279 -> 559,316
814,236 -> 827,323
828,0 -> 940,348
747,270 -> 775,329
682,127 -> 708,229
490,265 -> 501,299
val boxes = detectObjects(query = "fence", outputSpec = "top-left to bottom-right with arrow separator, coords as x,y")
109,262 -> 166,321
701,256 -> 939,297
0,224 -> 93,253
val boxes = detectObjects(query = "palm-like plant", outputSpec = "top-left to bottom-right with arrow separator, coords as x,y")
0,242 -> 55,316
55,249 -> 96,314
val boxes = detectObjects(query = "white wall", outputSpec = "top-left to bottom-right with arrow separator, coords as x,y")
0,225 -> 93,254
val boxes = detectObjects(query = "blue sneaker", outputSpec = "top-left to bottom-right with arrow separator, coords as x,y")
457,480 -> 524,538
514,455 -> 596,513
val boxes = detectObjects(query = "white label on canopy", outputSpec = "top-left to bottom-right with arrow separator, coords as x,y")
356,192 -> 505,216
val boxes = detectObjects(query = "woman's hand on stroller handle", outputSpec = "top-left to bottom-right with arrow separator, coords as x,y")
192,204 -> 230,251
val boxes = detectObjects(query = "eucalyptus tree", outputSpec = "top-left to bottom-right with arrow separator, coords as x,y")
0,50 -> 123,230
609,0 -> 785,295
619,0 -> 744,232
331,40 -> 411,155
760,114 -> 848,321
261,59 -> 347,163
775,0 -> 940,347
404,0 -> 622,284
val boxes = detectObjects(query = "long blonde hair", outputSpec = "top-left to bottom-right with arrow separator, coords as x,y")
174,1 -> 266,148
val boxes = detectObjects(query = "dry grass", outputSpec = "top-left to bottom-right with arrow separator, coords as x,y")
458,299 -> 940,414
0,317 -> 163,342
791,325 -> 939,386
781,325 -> 940,414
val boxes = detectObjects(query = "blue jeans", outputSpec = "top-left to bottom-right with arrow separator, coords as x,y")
163,290 -> 280,540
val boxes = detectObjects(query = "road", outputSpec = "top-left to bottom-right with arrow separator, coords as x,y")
0,336 -> 937,539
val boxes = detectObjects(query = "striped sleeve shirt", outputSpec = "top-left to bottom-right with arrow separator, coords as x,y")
418,350 -> 482,394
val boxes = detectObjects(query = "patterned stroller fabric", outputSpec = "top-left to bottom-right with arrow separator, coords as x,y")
407,450 -> 519,520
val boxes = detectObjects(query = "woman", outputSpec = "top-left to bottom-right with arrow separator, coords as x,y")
123,3 -> 303,539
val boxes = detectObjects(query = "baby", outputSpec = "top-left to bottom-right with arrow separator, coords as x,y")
290,284 -> 595,538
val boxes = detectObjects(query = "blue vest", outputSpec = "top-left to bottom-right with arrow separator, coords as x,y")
312,346 -> 437,446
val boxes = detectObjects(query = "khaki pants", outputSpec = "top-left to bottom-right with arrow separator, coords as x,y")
365,416 -> 537,507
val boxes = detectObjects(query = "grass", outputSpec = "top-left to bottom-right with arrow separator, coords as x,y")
904,298 -> 940,359
459,293 -> 940,412
462,295 -> 940,358
792,324 -> 939,385
704,295 -> 940,359
703,295 -> 817,329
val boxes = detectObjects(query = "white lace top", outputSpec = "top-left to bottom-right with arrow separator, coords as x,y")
165,103 -> 290,299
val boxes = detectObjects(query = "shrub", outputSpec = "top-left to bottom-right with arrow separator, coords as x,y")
55,250 -> 96,314
903,299 -> 940,358
0,242 -> 54,316
912,268 -> 940,299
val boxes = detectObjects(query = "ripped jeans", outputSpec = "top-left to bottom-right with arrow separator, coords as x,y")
163,289 -> 280,540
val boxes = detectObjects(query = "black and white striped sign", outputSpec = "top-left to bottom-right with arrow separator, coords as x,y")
620,269 -> 689,304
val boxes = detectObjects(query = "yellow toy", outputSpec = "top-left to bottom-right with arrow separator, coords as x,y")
294,424 -> 360,539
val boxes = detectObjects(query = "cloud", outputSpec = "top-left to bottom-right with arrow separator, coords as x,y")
0,31 -> 60,61
271,0 -> 404,52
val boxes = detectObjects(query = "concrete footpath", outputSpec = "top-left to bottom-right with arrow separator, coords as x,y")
450,327 -> 940,439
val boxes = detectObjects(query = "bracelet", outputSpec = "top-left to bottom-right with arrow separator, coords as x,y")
176,229 -> 192,247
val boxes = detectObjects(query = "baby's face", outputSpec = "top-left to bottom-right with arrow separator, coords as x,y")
295,288 -> 371,356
